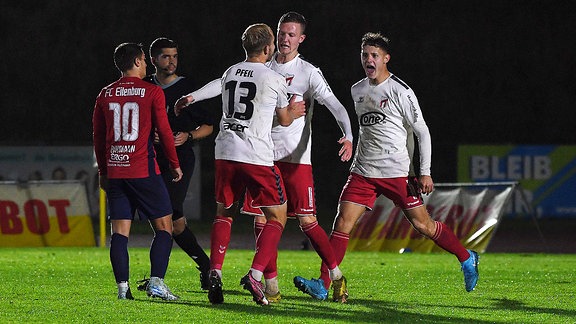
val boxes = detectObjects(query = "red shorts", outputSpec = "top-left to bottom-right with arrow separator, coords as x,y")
215,159 -> 286,209
242,162 -> 316,217
339,172 -> 423,210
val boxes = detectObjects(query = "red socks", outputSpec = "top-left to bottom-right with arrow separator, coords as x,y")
431,221 -> 470,262
251,220 -> 284,272
210,216 -> 232,270
320,230 -> 349,289
301,221 -> 338,269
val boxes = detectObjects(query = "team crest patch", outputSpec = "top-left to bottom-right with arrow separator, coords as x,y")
285,74 -> 294,86
380,98 -> 389,108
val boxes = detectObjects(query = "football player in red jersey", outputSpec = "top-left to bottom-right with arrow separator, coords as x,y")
93,42 -> 182,301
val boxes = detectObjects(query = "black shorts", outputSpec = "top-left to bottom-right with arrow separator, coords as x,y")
157,144 -> 196,220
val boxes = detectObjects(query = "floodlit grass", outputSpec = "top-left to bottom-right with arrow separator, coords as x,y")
0,248 -> 574,323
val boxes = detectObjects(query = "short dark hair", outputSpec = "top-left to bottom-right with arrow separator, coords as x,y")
361,32 -> 391,54
149,37 -> 178,58
242,23 -> 274,57
278,11 -> 307,33
113,43 -> 144,72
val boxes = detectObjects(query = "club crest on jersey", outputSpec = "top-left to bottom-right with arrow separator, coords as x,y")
380,98 -> 389,109
285,74 -> 294,86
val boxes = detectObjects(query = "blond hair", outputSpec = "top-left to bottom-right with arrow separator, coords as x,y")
242,23 -> 274,57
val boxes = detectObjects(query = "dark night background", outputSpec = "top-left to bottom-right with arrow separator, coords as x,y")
1,0 -> 574,218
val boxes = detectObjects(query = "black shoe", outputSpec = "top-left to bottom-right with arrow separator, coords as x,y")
208,270 -> 224,304
136,277 -> 149,291
198,266 -> 211,290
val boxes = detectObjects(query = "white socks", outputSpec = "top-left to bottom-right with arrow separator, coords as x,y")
264,277 -> 279,294
249,268 -> 263,281
329,266 -> 343,281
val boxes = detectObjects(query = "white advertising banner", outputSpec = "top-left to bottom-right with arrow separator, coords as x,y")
349,183 -> 516,253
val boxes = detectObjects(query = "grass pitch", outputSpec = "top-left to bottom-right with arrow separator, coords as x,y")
1,247 -> 574,323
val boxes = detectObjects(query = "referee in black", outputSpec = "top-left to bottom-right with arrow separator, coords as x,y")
144,37 -> 214,290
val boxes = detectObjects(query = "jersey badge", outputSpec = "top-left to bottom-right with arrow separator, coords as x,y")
285,74 -> 294,86
380,98 -> 389,109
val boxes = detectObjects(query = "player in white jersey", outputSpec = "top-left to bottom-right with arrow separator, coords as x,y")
178,23 -> 306,306
297,32 -> 480,302
175,12 -> 352,302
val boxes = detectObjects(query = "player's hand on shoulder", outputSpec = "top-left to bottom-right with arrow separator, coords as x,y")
338,137 -> 353,162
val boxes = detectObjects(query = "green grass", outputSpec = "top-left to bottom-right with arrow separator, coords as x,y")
0,248 -> 574,323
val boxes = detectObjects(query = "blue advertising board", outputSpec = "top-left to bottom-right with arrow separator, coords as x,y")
458,145 -> 576,218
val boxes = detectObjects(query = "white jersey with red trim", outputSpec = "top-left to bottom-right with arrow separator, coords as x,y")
267,54 -> 351,164
215,61 -> 289,166
350,73 -> 432,178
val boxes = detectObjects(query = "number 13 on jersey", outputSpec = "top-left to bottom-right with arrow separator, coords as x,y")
224,81 -> 256,120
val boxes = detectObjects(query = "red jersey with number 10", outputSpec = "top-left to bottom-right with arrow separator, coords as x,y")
93,76 -> 179,179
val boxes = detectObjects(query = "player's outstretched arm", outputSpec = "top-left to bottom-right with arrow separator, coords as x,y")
174,95 -> 195,115
174,78 -> 222,116
321,95 -> 354,162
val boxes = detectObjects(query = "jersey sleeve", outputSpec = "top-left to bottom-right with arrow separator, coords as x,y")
400,89 -> 431,176
92,92 -> 107,176
275,74 -> 290,109
191,78 -> 222,103
151,86 -> 180,169
321,95 -> 354,142
309,67 -> 353,142
308,68 -> 334,104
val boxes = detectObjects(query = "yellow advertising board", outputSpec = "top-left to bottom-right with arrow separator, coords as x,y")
0,181 -> 95,247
